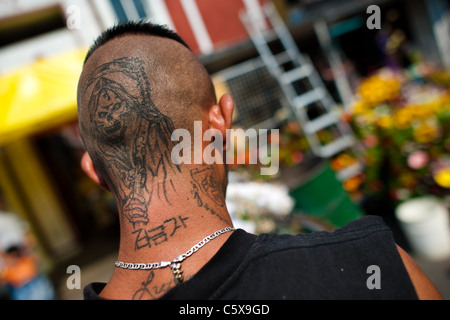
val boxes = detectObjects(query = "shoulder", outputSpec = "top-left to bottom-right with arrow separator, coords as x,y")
396,245 -> 443,300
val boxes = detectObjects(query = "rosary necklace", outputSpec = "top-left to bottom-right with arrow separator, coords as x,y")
115,227 -> 235,284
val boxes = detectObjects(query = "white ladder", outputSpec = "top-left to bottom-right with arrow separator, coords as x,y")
240,2 -> 361,179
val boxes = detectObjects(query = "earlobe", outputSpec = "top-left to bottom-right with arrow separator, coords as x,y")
218,93 -> 234,130
80,152 -> 110,191
208,94 -> 234,151
219,94 -> 234,152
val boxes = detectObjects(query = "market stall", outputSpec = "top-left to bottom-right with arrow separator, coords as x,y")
346,65 -> 450,259
0,49 -> 85,144
0,49 -> 86,265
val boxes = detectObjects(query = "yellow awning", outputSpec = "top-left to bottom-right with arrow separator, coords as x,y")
0,49 -> 86,145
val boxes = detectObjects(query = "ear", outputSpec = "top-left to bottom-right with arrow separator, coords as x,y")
208,93 -> 234,151
80,152 -> 110,191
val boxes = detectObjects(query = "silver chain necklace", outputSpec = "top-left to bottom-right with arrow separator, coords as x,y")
115,227 -> 235,284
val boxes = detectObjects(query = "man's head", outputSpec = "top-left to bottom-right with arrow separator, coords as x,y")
77,21 -> 233,220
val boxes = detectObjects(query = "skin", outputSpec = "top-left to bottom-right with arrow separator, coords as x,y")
78,33 -> 442,300
78,34 -> 234,299
396,245 -> 442,300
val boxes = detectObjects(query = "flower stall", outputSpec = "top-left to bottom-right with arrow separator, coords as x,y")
225,63 -> 450,253
345,66 -> 450,259
348,66 -> 450,203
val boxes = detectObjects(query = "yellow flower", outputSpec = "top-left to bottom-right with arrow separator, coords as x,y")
394,108 -> 414,129
377,115 -> 393,128
411,104 -> 434,120
434,168 -> 450,188
352,101 -> 368,114
413,122 -> 439,143
358,75 -> 400,107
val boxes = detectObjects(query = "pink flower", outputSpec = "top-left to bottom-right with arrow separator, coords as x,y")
364,134 -> 379,148
407,150 -> 429,169
292,152 -> 303,164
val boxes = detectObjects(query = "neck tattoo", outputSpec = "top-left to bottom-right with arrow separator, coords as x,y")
115,227 -> 235,284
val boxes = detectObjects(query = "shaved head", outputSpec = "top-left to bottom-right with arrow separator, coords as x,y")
78,27 -> 216,134
77,22 -> 216,226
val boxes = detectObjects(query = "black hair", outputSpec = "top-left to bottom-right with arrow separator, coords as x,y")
84,20 -> 191,65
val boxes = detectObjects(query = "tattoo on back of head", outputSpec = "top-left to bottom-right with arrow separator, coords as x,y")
82,57 -> 181,228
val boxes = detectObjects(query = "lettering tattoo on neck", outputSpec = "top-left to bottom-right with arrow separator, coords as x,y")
132,271 -> 156,300
132,270 -> 193,300
133,215 -> 190,251
82,57 -> 181,228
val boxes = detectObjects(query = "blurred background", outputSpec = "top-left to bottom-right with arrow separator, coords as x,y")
1,0 -> 450,300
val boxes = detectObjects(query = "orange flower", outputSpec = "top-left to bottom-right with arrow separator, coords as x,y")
343,176 -> 362,192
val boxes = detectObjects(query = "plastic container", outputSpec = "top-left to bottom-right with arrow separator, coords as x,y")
395,196 -> 450,260
283,159 -> 363,228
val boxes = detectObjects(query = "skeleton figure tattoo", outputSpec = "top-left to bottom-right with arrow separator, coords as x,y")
82,57 -> 181,227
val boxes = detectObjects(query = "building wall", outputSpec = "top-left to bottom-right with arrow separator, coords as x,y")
0,0 -> 101,74
91,0 -> 265,56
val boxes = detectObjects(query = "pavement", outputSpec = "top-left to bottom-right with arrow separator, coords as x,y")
413,254 -> 450,299
57,252 -> 116,300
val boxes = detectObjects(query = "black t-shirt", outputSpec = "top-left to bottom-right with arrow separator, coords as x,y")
84,215 -> 418,300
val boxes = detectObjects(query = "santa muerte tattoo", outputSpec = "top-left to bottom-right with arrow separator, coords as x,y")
81,57 -> 181,228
